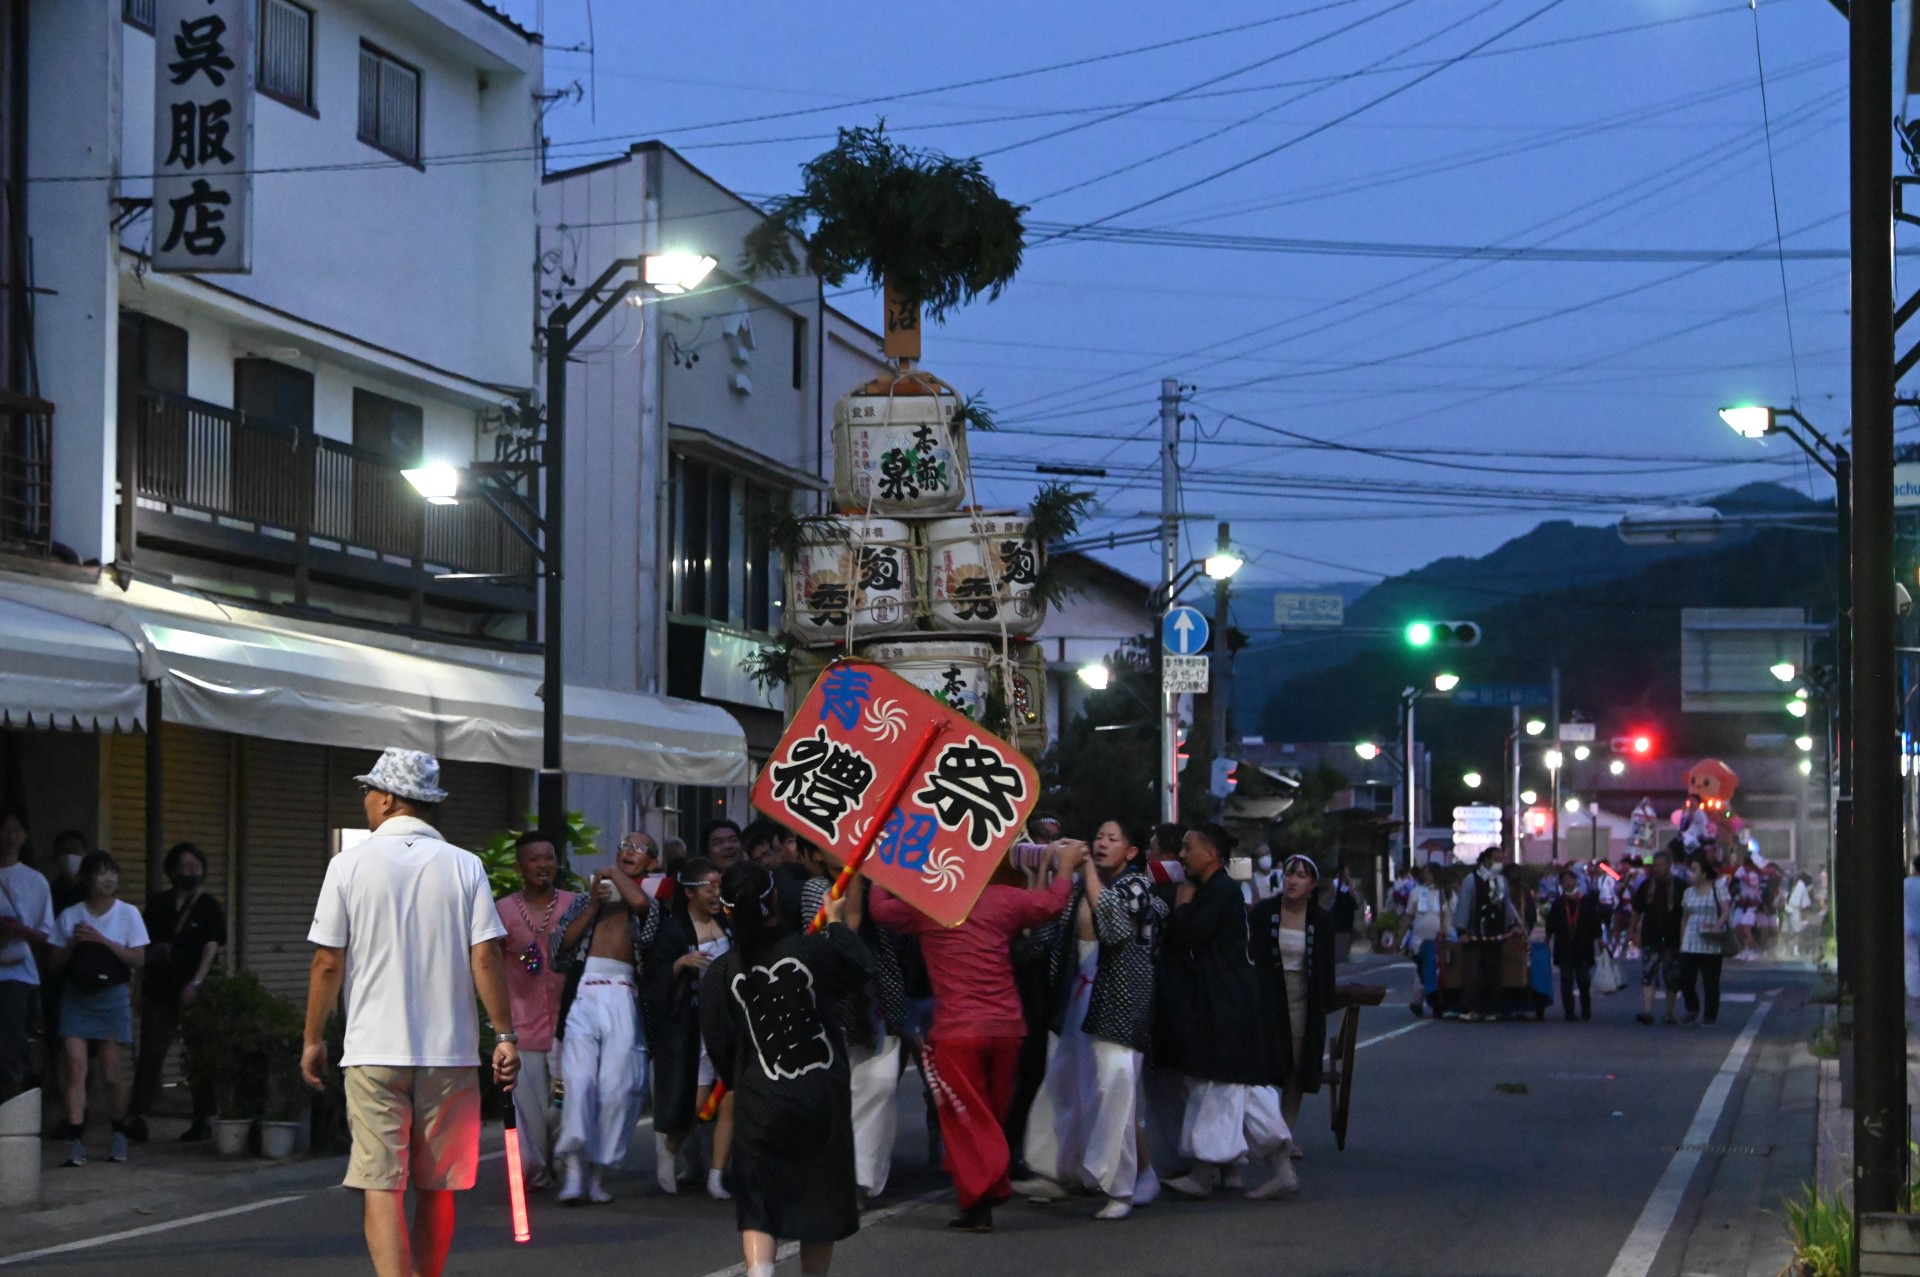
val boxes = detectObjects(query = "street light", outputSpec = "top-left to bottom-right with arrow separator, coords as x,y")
1771,661 -> 1799,683
401,464 -> 461,505
1525,718 -> 1546,737
1433,673 -> 1461,692
1203,549 -> 1244,581
1609,759 -> 1626,776
1076,662 -> 1111,691
1796,735 -> 1815,752
642,252 -> 718,295
1565,797 -> 1581,813
400,251 -> 727,842
1799,758 -> 1814,777
1719,404 -> 1776,439
1787,699 -> 1810,719
1573,745 -> 1591,761
1463,771 -> 1483,788
1544,749 -> 1564,770
1520,789 -> 1538,805
1354,741 -> 1381,761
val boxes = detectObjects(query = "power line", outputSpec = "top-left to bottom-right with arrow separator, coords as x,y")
1749,0 -> 1804,407
978,0 -> 1421,162
1034,0 -> 1575,241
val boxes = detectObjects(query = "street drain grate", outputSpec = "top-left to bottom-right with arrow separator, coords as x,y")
1670,1143 -> 1772,1155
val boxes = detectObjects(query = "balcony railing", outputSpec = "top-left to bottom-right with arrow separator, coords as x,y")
0,390 -> 53,556
129,386 -> 535,597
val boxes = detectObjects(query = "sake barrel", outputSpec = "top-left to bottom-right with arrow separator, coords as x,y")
997,642 -> 1049,759
924,511 -> 1047,636
784,517 -> 916,646
857,638 -> 995,724
831,385 -> 970,515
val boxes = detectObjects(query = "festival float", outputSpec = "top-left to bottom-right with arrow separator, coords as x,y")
741,127 -> 1088,761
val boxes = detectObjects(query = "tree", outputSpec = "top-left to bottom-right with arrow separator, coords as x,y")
744,125 -> 1026,364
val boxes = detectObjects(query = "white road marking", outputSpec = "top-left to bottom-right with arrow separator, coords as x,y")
1356,1019 -> 1433,1050
1601,991 -> 1778,1277
687,1190 -> 949,1277
0,1195 -> 306,1267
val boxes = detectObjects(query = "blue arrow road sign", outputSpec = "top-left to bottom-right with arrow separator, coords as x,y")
1163,605 -> 1210,655
1451,683 -> 1552,708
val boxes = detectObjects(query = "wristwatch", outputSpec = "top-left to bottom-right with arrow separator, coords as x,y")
496,1032 -> 519,1044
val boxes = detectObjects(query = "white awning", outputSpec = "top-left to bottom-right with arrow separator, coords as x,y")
0,579 -> 747,787
0,596 -> 146,731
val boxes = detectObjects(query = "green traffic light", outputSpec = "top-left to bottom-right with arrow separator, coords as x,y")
1406,621 -> 1434,647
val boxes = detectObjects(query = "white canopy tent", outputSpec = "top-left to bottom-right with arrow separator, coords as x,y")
0,578 -> 746,787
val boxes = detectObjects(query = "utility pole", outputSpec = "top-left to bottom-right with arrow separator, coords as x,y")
1847,0 -> 1902,1217
1209,520 -> 1234,819
1402,689 -> 1417,873
1833,445 -> 1855,989
1550,665 -> 1562,864
1510,705 -> 1522,862
1159,378 -> 1183,825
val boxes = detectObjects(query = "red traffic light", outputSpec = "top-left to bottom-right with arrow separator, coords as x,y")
1632,735 -> 1652,755
1610,733 -> 1657,757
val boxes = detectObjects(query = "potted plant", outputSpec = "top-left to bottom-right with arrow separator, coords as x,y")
257,1035 -> 308,1159
181,970 -> 301,1155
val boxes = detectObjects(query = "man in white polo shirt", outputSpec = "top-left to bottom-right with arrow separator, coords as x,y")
302,749 -> 519,1277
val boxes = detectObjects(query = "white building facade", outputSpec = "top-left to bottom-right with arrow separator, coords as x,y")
0,1 -> 743,1006
542,143 -> 888,855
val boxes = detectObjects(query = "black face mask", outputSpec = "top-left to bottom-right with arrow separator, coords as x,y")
173,874 -> 203,891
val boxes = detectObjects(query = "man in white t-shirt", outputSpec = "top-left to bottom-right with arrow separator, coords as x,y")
0,804 -> 54,1101
302,750 -> 518,1277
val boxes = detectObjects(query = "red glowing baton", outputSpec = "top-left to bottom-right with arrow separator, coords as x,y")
502,1103 -> 531,1244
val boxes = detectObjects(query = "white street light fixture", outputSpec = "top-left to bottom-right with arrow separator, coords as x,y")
1433,673 -> 1461,692
1463,771 -> 1483,788
1719,404 -> 1775,439
642,252 -> 719,295
401,464 -> 462,506
1795,735 -> 1815,752
1608,759 -> 1626,776
1520,789 -> 1539,805
1798,757 -> 1814,776
1354,741 -> 1381,761
1795,687 -> 1810,699
1202,550 -> 1244,581
1573,745 -> 1591,761
1076,662 -> 1111,691
1544,749 -> 1564,771
1565,797 -> 1581,813
1786,699 -> 1809,719
1770,661 -> 1798,683
1525,718 -> 1546,737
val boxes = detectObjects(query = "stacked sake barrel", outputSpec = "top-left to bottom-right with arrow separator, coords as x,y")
782,373 -> 1048,758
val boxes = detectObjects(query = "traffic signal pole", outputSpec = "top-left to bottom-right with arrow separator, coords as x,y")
1403,690 -> 1417,873
1210,521 -> 1233,819
1159,378 -> 1183,824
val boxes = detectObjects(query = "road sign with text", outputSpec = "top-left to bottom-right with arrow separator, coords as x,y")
1164,654 -> 1210,693
1273,593 -> 1345,628
1450,683 -> 1552,708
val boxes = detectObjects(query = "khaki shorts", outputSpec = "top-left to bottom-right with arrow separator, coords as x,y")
343,1065 -> 481,1192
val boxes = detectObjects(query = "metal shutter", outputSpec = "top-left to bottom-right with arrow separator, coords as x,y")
237,737 -> 330,1004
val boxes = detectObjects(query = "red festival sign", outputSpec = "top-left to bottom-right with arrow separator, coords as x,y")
752,660 -> 1040,928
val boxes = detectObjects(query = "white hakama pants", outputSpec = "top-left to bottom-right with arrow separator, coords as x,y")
1022,941 -> 1145,1199
555,958 -> 642,1170
849,1034 -> 900,1196
1179,1079 -> 1290,1167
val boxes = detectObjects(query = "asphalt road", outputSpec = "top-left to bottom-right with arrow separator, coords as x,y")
0,959 -> 1820,1277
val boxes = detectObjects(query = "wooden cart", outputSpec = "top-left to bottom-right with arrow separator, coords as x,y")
1322,982 -> 1386,1151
